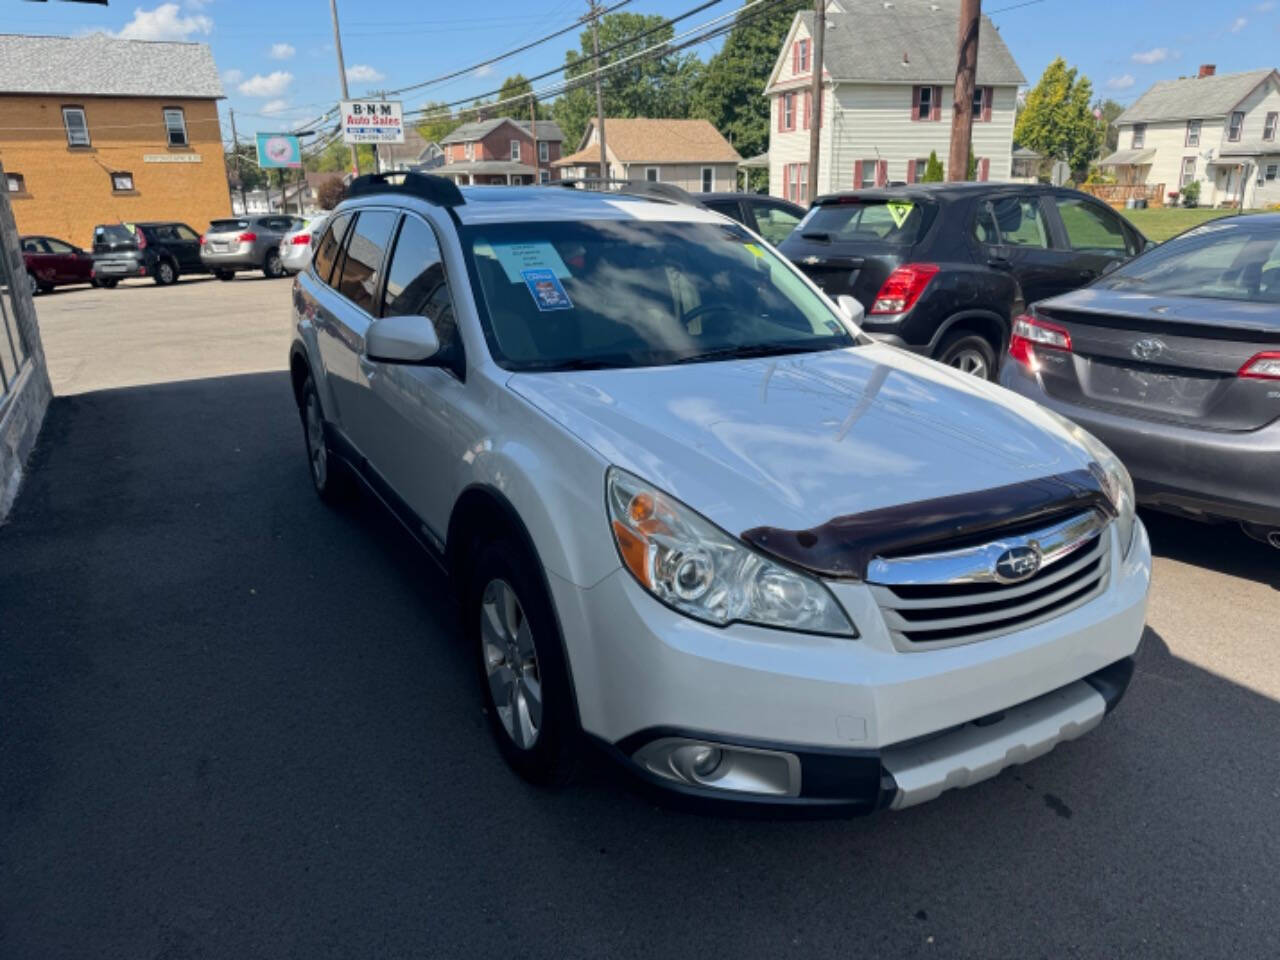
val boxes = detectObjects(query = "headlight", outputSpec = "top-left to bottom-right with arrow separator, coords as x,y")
1067,425 -> 1137,557
606,468 -> 856,637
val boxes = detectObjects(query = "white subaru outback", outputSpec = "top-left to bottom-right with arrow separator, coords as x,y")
288,174 -> 1151,815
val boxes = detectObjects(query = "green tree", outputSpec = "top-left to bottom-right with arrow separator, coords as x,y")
225,143 -> 267,191
498,73 -> 534,102
922,150 -> 944,182
306,139 -> 373,174
967,146 -> 976,181
1095,98 -> 1125,154
1015,57 -> 1103,179
691,0 -> 808,163
417,101 -> 463,145
552,12 -> 704,147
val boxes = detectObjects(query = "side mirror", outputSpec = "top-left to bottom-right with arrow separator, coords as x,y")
365,314 -> 439,364
837,294 -> 865,325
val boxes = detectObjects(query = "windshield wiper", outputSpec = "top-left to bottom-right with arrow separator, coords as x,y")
673,343 -> 829,364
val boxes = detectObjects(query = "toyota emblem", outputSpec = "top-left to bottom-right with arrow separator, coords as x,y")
1131,337 -> 1166,361
994,545 -> 1042,584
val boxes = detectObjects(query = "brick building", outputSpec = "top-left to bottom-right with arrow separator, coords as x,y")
0,33 -> 228,249
438,118 -> 564,185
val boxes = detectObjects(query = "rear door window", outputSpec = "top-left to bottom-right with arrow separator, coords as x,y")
335,210 -> 398,314
312,213 -> 352,285
45,238 -> 74,254
750,201 -> 803,246
799,199 -> 936,246
988,196 -> 1050,248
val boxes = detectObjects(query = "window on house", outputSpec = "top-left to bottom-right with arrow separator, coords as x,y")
1132,124 -> 1146,149
1180,156 -> 1196,188
510,139 -> 521,161
915,85 -> 933,121
971,86 -> 989,121
1185,119 -> 1201,147
538,140 -> 549,163
645,167 -> 659,182
163,108 -> 188,147
797,38 -> 810,72
701,167 -> 714,192
1265,112 -> 1278,141
797,162 -> 808,202
859,160 -> 877,189
913,158 -> 927,182
62,107 -> 90,147
5,172 -> 25,193
1266,163 -> 1278,182
111,171 -> 134,192
783,92 -> 795,130
465,142 -> 474,160
539,169 -> 550,184
1228,111 -> 1244,141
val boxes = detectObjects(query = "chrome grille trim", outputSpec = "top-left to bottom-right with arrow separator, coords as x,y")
868,511 -> 1112,651
867,509 -> 1108,587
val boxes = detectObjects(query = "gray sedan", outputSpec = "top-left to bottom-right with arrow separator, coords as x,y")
201,215 -> 303,280
1000,212 -> 1280,548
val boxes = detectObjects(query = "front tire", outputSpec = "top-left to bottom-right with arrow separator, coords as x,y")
215,269 -> 235,282
937,330 -> 998,381
98,279 -> 119,289
263,249 -> 285,279
469,539 -> 578,786
298,374 -> 352,505
154,259 -> 178,286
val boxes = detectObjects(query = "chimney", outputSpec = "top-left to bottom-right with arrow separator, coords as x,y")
1198,64 -> 1216,78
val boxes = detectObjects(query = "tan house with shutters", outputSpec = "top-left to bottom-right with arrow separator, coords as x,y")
765,0 -> 1023,202
553,118 -> 741,192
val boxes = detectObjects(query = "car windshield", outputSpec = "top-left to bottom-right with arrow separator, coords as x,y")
461,218 -> 856,371
1098,218 -> 1280,302
794,198 -> 937,246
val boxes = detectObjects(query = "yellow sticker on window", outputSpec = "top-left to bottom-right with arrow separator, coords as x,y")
744,242 -> 765,258
886,201 -> 914,228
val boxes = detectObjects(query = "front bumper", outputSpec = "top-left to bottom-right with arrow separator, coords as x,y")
554,520 -> 1151,814
1000,361 -> 1280,526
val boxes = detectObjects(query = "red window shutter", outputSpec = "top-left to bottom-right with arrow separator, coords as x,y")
777,97 -> 783,133
803,91 -> 811,130
876,160 -> 887,187
906,159 -> 916,184
853,160 -> 863,187
978,157 -> 990,182
931,86 -> 942,121
982,87 -> 992,123
786,163 -> 793,201
911,86 -> 921,122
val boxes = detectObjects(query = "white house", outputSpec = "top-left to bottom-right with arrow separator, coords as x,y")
765,0 -> 1024,202
1104,65 -> 1280,209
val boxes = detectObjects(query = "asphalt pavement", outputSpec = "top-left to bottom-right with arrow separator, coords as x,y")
2,280 -> 1278,959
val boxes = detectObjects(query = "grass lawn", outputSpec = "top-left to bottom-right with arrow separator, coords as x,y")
1119,207 -> 1241,242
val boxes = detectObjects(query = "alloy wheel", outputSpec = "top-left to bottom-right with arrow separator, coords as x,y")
949,348 -> 989,378
305,392 -> 327,489
267,252 -> 283,277
158,261 -> 175,284
480,579 -> 543,750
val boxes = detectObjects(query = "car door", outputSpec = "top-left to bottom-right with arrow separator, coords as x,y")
171,224 -> 204,272
313,208 -> 399,455
981,194 -> 1078,304
357,212 -> 469,538
1046,193 -> 1141,286
44,237 -> 92,283
746,198 -> 805,247
21,237 -> 55,284
702,198 -> 750,230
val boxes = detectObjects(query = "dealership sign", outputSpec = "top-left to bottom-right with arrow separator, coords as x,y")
256,133 -> 303,169
341,100 -> 405,145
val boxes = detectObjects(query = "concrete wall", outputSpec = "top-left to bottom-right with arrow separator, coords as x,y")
0,94 -> 229,248
0,161 -> 51,519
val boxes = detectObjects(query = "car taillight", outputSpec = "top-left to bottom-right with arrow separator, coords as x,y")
199,234 -> 206,245
291,234 -> 311,245
237,232 -> 257,243
870,263 -> 939,314
135,231 -> 147,250
1009,313 -> 1072,370
1239,351 -> 1280,380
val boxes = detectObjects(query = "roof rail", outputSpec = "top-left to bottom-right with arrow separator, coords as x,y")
551,177 -> 701,207
346,171 -> 465,208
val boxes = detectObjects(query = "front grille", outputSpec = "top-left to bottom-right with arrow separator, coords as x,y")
868,515 -> 1111,650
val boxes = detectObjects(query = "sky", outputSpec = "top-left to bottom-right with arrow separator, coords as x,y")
6,0 -> 1278,143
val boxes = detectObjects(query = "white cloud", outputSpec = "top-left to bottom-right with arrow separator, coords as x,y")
112,3 -> 212,41
1230,15 -> 1248,30
261,99 -> 291,116
345,64 -> 385,83
1131,47 -> 1170,64
1108,73 -> 1136,90
221,68 -> 243,85
269,42 -> 295,60
475,64 -> 493,78
237,70 -> 293,97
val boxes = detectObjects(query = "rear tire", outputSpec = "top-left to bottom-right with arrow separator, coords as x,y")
468,538 -> 578,787
37,282 -> 55,295
298,374 -> 353,505
263,249 -> 285,279
99,279 -> 119,289
936,330 -> 998,381
154,259 -> 178,286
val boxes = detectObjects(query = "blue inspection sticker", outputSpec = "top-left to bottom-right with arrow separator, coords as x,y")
521,268 -> 574,311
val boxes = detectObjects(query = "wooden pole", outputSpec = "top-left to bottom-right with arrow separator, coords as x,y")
807,0 -> 824,200
329,0 -> 360,176
947,0 -> 980,181
589,0 -> 608,181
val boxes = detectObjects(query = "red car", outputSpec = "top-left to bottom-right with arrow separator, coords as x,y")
20,235 -> 100,295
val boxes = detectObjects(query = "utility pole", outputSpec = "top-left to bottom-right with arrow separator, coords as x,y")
529,94 -> 540,184
807,0 -> 825,200
329,0 -> 360,177
588,0 -> 608,182
947,0 -> 980,181
228,107 -> 247,213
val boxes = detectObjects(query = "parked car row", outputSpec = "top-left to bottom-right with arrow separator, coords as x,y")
19,214 -> 325,294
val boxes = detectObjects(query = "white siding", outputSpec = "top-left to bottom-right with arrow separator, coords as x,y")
1116,120 -> 1194,202
621,162 -> 738,192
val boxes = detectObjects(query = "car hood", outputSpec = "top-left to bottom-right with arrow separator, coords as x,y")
507,344 -> 1095,536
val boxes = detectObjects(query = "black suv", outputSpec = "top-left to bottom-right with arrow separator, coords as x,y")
91,221 -> 208,286
778,183 -> 1150,379
701,192 -> 807,247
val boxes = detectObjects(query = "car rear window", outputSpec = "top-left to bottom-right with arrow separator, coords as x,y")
95,224 -> 135,243
1099,219 -> 1280,302
797,198 -> 936,246
209,219 -> 251,232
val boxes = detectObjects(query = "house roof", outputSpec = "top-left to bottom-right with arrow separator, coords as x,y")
0,33 -> 223,98
555,118 -> 742,165
1099,148 -> 1156,166
439,117 -> 564,145
1116,69 -> 1277,124
774,3 -> 1024,89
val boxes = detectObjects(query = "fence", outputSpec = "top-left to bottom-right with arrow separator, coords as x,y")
1077,183 -> 1167,208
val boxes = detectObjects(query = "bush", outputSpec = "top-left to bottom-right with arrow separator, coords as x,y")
1181,180 -> 1201,208
315,176 -> 347,210
922,151 -> 944,182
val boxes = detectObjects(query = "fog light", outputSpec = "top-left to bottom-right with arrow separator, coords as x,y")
631,737 -> 800,797
672,744 -> 724,781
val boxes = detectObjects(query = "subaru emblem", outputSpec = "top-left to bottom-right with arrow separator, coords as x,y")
1131,337 -> 1166,362
994,545 -> 1042,584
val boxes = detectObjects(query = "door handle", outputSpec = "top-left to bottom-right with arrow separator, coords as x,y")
987,256 -> 1013,271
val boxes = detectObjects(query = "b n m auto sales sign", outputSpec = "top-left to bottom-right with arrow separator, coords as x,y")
341,100 -> 406,145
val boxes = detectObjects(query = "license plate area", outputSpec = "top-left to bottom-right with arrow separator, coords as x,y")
1081,357 -> 1219,415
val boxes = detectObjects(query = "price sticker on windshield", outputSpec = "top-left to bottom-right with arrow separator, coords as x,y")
885,201 -> 914,228
521,268 -> 574,312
